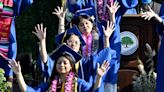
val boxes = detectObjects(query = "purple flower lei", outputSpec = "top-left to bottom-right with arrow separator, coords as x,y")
51,72 -> 75,92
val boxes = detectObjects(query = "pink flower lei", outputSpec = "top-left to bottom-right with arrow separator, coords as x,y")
51,72 -> 75,92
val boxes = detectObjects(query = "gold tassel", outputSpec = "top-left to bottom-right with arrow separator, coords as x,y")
61,0 -> 67,9
61,30 -> 67,44
61,0 -> 64,7
74,77 -> 78,92
75,62 -> 79,73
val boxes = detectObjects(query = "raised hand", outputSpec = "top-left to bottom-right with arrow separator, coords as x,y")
107,1 -> 120,15
141,6 -> 156,21
52,6 -> 67,20
9,60 -> 27,92
8,60 -> 21,76
102,21 -> 115,38
32,23 -> 47,41
97,60 -> 110,77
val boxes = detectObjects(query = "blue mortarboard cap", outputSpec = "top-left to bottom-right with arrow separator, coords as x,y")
67,0 -> 82,13
141,0 -> 152,4
50,44 -> 82,62
55,25 -> 86,46
122,0 -> 138,8
74,7 -> 96,19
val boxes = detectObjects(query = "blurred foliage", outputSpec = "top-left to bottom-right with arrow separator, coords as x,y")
0,68 -> 12,92
133,74 -> 156,92
133,44 -> 156,92
16,0 -> 61,59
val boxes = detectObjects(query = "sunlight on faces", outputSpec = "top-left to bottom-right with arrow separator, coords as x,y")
56,56 -> 72,75
78,18 -> 93,35
66,34 -> 81,52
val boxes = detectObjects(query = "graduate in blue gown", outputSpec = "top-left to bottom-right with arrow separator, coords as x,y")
69,6 -> 119,91
33,21 -> 116,92
8,44 -> 110,92
0,0 -> 33,82
141,2 -> 164,92
66,0 -> 138,92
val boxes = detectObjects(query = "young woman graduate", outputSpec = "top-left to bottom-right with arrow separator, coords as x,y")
64,0 -> 138,92
53,2 -> 119,90
32,20 -> 116,92
53,4 -> 119,58
8,44 -> 110,92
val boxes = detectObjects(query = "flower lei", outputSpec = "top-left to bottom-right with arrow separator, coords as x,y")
51,72 -> 75,92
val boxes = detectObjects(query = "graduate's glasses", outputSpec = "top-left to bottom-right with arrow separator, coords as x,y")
66,40 -> 81,45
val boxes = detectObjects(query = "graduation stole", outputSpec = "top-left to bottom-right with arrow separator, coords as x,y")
82,33 -> 92,58
82,30 -> 99,58
50,72 -> 77,92
97,0 -> 113,21
0,0 -> 13,60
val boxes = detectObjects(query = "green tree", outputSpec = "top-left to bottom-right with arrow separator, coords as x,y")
122,36 -> 134,48
16,0 -> 61,59
0,68 -> 11,92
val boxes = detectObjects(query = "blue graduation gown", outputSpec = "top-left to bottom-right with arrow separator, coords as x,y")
67,0 -> 138,84
97,0 -> 138,84
91,47 -> 116,92
26,78 -> 92,92
156,2 -> 164,92
37,47 -> 116,92
0,0 -> 33,76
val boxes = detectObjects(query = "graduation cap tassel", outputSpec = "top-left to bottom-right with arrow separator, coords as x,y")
61,0 -> 67,10
61,0 -> 65,7
61,30 -> 67,44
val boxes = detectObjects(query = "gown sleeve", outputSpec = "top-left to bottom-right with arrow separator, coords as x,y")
77,78 -> 92,92
98,0 -> 138,84
92,47 -> 116,70
8,19 -> 17,59
79,47 -> 116,92
26,82 -> 48,92
37,55 -> 54,79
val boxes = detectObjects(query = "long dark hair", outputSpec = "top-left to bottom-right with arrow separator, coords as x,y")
50,52 -> 77,82
72,15 -> 98,33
